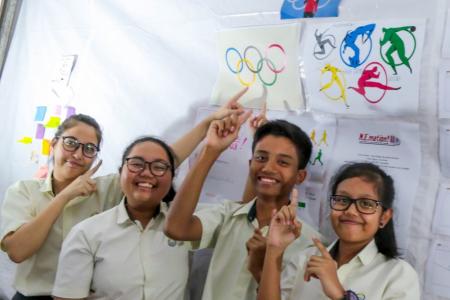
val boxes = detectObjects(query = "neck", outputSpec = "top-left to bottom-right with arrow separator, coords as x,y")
336,240 -> 370,267
255,195 -> 290,227
125,202 -> 158,229
52,171 -> 72,195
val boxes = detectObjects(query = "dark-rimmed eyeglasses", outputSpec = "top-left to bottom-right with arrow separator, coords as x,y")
330,195 -> 382,215
57,136 -> 99,158
125,157 -> 171,177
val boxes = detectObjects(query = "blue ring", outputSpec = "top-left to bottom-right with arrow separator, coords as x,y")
225,47 -> 243,74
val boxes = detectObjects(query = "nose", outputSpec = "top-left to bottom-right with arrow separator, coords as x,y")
261,157 -> 277,173
344,201 -> 359,215
72,145 -> 84,159
139,163 -> 154,177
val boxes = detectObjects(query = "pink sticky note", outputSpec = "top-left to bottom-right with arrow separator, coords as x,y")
66,106 -> 76,118
35,124 -> 45,139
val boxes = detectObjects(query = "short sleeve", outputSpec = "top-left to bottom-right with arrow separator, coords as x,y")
382,260 -> 421,300
280,249 -> 309,300
52,224 -> 94,298
193,202 -> 227,250
0,181 -> 36,248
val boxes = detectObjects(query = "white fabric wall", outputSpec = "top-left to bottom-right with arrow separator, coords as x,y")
0,0 -> 447,299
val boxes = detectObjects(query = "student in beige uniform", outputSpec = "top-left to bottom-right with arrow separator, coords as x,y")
164,119 -> 321,300
52,136 -> 189,300
0,91 -> 245,300
258,162 -> 420,300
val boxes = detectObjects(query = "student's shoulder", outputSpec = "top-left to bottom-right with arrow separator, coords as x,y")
71,205 -> 119,235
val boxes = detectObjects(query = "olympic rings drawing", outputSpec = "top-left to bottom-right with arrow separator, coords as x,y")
287,0 -> 331,11
225,44 -> 287,87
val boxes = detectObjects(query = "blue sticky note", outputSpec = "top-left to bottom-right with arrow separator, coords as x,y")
34,106 -> 47,121
280,0 -> 340,20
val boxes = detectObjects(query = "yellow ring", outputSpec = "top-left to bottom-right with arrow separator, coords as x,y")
236,59 -> 256,87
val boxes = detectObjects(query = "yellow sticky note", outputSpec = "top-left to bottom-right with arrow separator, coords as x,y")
45,116 -> 61,128
18,137 -> 33,144
42,139 -> 51,156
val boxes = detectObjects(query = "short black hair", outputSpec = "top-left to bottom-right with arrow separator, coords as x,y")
119,136 -> 176,204
330,162 -> 399,259
252,120 -> 312,169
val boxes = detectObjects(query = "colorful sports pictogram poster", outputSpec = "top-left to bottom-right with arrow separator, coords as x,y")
211,24 -> 304,111
280,0 -> 341,20
302,19 -> 425,116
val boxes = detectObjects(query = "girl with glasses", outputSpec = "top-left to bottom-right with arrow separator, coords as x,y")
257,162 -> 420,300
0,89 -> 246,300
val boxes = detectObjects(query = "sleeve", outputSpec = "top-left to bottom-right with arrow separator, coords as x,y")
280,249 -> 309,300
0,181 -> 35,248
52,224 -> 95,298
192,202 -> 227,250
383,260 -> 421,300
95,173 -> 123,211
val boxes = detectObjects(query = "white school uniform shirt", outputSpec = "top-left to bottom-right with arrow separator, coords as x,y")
194,198 -> 321,300
52,198 -> 190,300
0,172 -> 122,296
281,240 -> 420,300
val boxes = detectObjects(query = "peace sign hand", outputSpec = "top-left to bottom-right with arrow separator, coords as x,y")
59,160 -> 102,202
266,189 -> 302,253
304,238 -> 345,300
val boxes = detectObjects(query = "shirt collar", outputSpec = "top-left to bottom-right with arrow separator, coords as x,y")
231,198 -> 257,221
39,171 -> 54,194
116,197 -> 168,225
328,239 -> 379,266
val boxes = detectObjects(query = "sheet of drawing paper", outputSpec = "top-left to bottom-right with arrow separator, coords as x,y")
432,183 -> 450,236
442,10 -> 450,58
280,0 -> 341,20
211,24 -> 304,111
438,61 -> 450,118
189,107 -> 253,204
329,119 -> 421,250
439,123 -> 450,177
425,239 -> 450,298
296,181 -> 323,231
302,19 -> 425,116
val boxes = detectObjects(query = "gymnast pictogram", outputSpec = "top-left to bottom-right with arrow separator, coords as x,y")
380,26 -> 416,75
311,149 -> 324,166
310,129 -> 317,145
348,62 -> 400,104
318,130 -> 328,146
314,29 -> 336,60
320,64 -> 348,107
340,23 -> 376,68
225,44 -> 286,87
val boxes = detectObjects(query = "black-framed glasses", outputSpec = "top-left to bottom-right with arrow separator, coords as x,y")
57,136 -> 99,158
330,195 -> 382,215
125,157 -> 171,177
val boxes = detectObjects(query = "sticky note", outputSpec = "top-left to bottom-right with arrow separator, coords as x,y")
66,106 -> 76,118
34,106 -> 47,121
42,139 -> 51,155
45,116 -> 61,128
54,105 -> 62,116
18,137 -> 33,144
35,124 -> 45,139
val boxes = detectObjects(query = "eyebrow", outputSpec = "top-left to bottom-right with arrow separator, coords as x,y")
254,150 -> 295,161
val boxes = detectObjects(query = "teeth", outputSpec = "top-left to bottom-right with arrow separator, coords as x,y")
137,183 -> 153,188
260,177 -> 277,183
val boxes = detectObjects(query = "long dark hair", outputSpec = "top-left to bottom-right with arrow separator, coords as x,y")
119,136 -> 176,204
330,162 -> 399,259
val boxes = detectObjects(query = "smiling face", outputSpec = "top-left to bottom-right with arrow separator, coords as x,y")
52,122 -> 99,182
120,141 -> 173,211
330,176 -> 392,246
249,135 -> 306,202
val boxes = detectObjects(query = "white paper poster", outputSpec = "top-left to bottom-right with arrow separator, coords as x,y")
438,61 -> 450,119
302,19 -> 425,115
211,24 -> 304,111
329,119 -> 421,250
442,9 -> 450,58
296,181 -> 324,231
425,239 -> 450,298
432,183 -> 450,236
439,123 -> 450,178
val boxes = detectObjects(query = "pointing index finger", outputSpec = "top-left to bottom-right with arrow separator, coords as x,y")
86,159 -> 102,177
313,238 -> 331,259
227,87 -> 249,108
289,188 -> 299,209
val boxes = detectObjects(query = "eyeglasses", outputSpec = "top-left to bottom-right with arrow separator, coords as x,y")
57,136 -> 99,158
125,157 -> 171,177
329,195 -> 382,215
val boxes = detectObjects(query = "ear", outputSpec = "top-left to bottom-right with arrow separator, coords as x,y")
248,159 -> 251,167
296,169 -> 307,184
380,208 -> 393,228
51,137 -> 58,148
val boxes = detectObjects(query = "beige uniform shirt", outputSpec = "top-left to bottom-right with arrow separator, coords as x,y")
281,240 -> 421,300
0,172 -> 122,296
195,199 -> 320,300
53,199 -> 190,300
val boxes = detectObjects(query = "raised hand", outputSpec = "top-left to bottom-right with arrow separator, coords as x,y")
249,101 -> 268,135
266,189 -> 302,252
59,160 -> 102,201
304,238 -> 345,300
209,87 -> 247,121
246,228 -> 267,282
